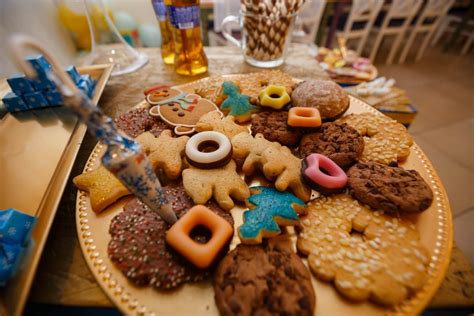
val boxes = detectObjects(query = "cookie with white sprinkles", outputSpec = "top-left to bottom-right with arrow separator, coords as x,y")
108,182 -> 233,290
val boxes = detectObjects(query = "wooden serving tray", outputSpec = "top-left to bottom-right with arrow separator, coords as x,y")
75,75 -> 452,316
0,63 -> 113,316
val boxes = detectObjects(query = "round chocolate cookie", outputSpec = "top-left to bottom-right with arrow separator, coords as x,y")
114,107 -> 168,138
347,162 -> 433,213
251,111 -> 302,147
291,80 -> 350,120
214,240 -> 316,316
108,181 -> 233,290
299,122 -> 364,169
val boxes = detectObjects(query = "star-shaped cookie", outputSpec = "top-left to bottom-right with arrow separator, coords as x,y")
73,165 -> 131,213
135,130 -> 189,179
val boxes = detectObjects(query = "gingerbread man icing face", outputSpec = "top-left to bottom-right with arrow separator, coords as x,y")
146,85 -> 222,135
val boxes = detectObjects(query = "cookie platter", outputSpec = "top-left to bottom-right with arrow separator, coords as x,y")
75,74 -> 452,316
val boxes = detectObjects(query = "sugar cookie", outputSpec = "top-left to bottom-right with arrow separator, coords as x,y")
220,81 -> 258,123
73,165 -> 131,213
338,112 -> 413,165
297,194 -> 429,305
231,132 -> 311,201
239,186 -> 306,244
195,111 -> 249,139
182,160 -> 250,210
135,130 -> 188,179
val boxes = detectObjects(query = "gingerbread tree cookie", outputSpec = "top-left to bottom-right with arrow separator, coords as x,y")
182,160 -> 250,210
297,194 -> 429,306
231,133 -> 311,201
135,130 -> 188,179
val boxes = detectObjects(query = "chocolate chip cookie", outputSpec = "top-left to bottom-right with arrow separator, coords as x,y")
347,162 -> 433,213
214,240 -> 316,316
291,80 -> 350,120
298,122 -> 364,168
108,181 -> 233,290
251,111 -> 302,147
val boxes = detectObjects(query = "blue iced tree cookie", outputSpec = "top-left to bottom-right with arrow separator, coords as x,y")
220,81 -> 257,123
238,186 -> 306,244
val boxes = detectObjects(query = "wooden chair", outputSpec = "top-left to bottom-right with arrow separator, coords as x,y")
431,14 -> 474,55
339,0 -> 384,56
368,0 -> 423,64
399,0 -> 455,63
292,0 -> 327,45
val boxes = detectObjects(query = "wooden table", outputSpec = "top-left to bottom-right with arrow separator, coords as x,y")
27,45 -> 474,310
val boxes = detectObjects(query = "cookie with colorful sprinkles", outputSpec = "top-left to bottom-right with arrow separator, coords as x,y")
108,181 -> 233,290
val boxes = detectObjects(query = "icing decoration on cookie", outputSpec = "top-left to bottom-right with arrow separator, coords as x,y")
220,81 -> 258,123
288,107 -> 322,128
73,165 -> 131,213
135,130 -> 188,179
301,154 -> 347,194
182,160 -> 250,210
195,111 -> 249,139
166,205 -> 234,269
146,86 -> 221,135
185,131 -> 233,169
258,85 -> 291,110
238,186 -> 306,244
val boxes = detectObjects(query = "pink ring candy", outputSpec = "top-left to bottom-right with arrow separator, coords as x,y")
303,154 -> 347,189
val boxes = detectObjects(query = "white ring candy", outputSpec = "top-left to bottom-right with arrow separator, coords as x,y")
185,131 -> 232,169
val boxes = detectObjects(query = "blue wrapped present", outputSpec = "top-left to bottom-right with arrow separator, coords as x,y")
32,73 -> 56,91
78,74 -> 96,98
43,89 -> 63,107
2,92 -> 29,112
23,91 -> 50,109
65,65 -> 81,84
6,74 -> 35,95
26,54 -> 52,75
0,208 -> 36,286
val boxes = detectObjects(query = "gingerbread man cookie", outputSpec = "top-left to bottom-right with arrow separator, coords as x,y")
73,165 -> 131,213
297,194 -> 429,306
146,85 -> 221,135
182,160 -> 250,210
239,186 -> 306,244
195,111 -> 249,139
231,133 -> 311,201
338,112 -> 413,165
135,130 -> 188,179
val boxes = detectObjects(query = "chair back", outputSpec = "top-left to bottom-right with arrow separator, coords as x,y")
387,0 -> 423,20
344,0 -> 384,36
293,0 -> 327,44
413,0 -> 455,30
